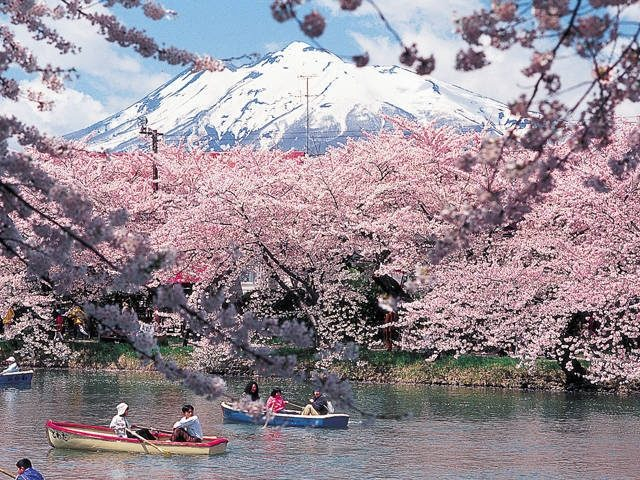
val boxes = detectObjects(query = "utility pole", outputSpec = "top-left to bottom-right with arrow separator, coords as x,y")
138,116 -> 164,192
298,75 -> 317,155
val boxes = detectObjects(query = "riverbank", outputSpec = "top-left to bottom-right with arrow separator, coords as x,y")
333,350 -> 568,390
2,339 -> 578,390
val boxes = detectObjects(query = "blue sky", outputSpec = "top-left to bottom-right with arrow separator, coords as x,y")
77,0 -> 388,100
3,0 -> 638,136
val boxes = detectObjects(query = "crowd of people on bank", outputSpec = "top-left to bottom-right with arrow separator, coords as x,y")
1,305 -> 90,340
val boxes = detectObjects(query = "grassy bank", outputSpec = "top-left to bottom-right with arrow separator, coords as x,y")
3,339 -> 572,390
66,339 -> 194,370
65,341 -> 568,390
332,351 -> 567,390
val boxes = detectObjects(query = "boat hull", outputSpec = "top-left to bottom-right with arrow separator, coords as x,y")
221,402 -> 349,429
0,370 -> 33,387
45,420 -> 227,455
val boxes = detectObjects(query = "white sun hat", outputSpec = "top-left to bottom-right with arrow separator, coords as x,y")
6,356 -> 15,363
116,402 -> 129,416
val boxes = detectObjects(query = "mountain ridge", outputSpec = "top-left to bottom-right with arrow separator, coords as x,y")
66,42 -> 523,153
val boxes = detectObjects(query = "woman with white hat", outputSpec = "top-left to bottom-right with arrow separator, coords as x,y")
109,403 -> 156,439
109,402 -> 131,437
1,356 -> 19,374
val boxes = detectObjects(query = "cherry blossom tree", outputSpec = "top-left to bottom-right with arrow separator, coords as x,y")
272,0 -> 640,256
23,115 -> 640,389
1,1 -> 267,401
3,0 -> 639,399
31,124 -> 484,367
401,122 -> 640,388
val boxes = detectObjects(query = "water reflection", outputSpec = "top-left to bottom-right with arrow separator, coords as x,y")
0,371 -> 639,479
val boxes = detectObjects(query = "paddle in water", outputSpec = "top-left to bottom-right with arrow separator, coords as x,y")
126,428 -> 170,456
262,410 -> 272,429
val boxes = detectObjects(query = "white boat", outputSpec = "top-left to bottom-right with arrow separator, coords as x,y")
46,420 -> 228,455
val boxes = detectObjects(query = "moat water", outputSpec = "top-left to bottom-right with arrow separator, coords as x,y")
1,371 -> 638,479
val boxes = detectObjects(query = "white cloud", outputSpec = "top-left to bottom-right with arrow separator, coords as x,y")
6,3 -> 172,135
617,2 -> 640,21
0,80 -> 110,136
349,26 -> 535,105
320,0 -> 606,112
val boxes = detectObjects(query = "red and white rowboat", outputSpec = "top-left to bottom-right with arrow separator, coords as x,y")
45,420 -> 228,456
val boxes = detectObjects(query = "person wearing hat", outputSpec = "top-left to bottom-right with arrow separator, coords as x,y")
109,402 -> 131,438
109,403 -> 156,440
1,356 -> 19,374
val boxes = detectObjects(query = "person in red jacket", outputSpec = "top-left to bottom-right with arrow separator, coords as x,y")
265,388 -> 288,413
54,311 -> 65,341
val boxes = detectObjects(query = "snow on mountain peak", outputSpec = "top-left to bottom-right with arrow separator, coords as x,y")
66,42 -> 523,154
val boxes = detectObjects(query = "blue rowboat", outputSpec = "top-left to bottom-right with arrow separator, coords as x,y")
0,370 -> 33,387
221,402 -> 349,429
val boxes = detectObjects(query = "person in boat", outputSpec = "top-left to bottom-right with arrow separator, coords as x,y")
171,404 -> 203,443
16,458 -> 45,480
265,388 -> 288,413
243,380 -> 260,402
301,389 -> 329,416
1,355 -> 19,374
109,402 -> 155,440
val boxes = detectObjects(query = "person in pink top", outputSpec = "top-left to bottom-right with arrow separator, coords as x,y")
265,388 -> 288,413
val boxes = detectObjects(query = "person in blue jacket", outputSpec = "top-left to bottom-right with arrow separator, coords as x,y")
16,459 -> 45,480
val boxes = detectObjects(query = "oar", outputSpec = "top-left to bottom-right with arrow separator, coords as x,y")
136,425 -> 173,435
287,401 -> 306,410
261,410 -> 272,429
126,428 -> 170,457
0,467 -> 14,478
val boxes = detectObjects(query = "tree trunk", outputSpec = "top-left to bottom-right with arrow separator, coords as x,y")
556,312 -> 591,389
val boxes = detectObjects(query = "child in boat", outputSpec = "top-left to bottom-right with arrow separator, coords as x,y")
171,404 -> 203,443
243,381 -> 261,402
265,388 -> 288,413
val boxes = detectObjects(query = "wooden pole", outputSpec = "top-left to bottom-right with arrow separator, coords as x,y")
0,466 -> 15,478
126,428 -> 170,456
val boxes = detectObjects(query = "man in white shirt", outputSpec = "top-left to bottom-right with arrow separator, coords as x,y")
171,404 -> 203,443
1,356 -> 19,374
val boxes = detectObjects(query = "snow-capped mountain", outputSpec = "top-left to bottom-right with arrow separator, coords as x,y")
67,42 -> 522,154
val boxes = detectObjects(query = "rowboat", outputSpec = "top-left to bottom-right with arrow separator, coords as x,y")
221,401 -> 350,429
0,370 -> 33,387
45,420 -> 228,455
